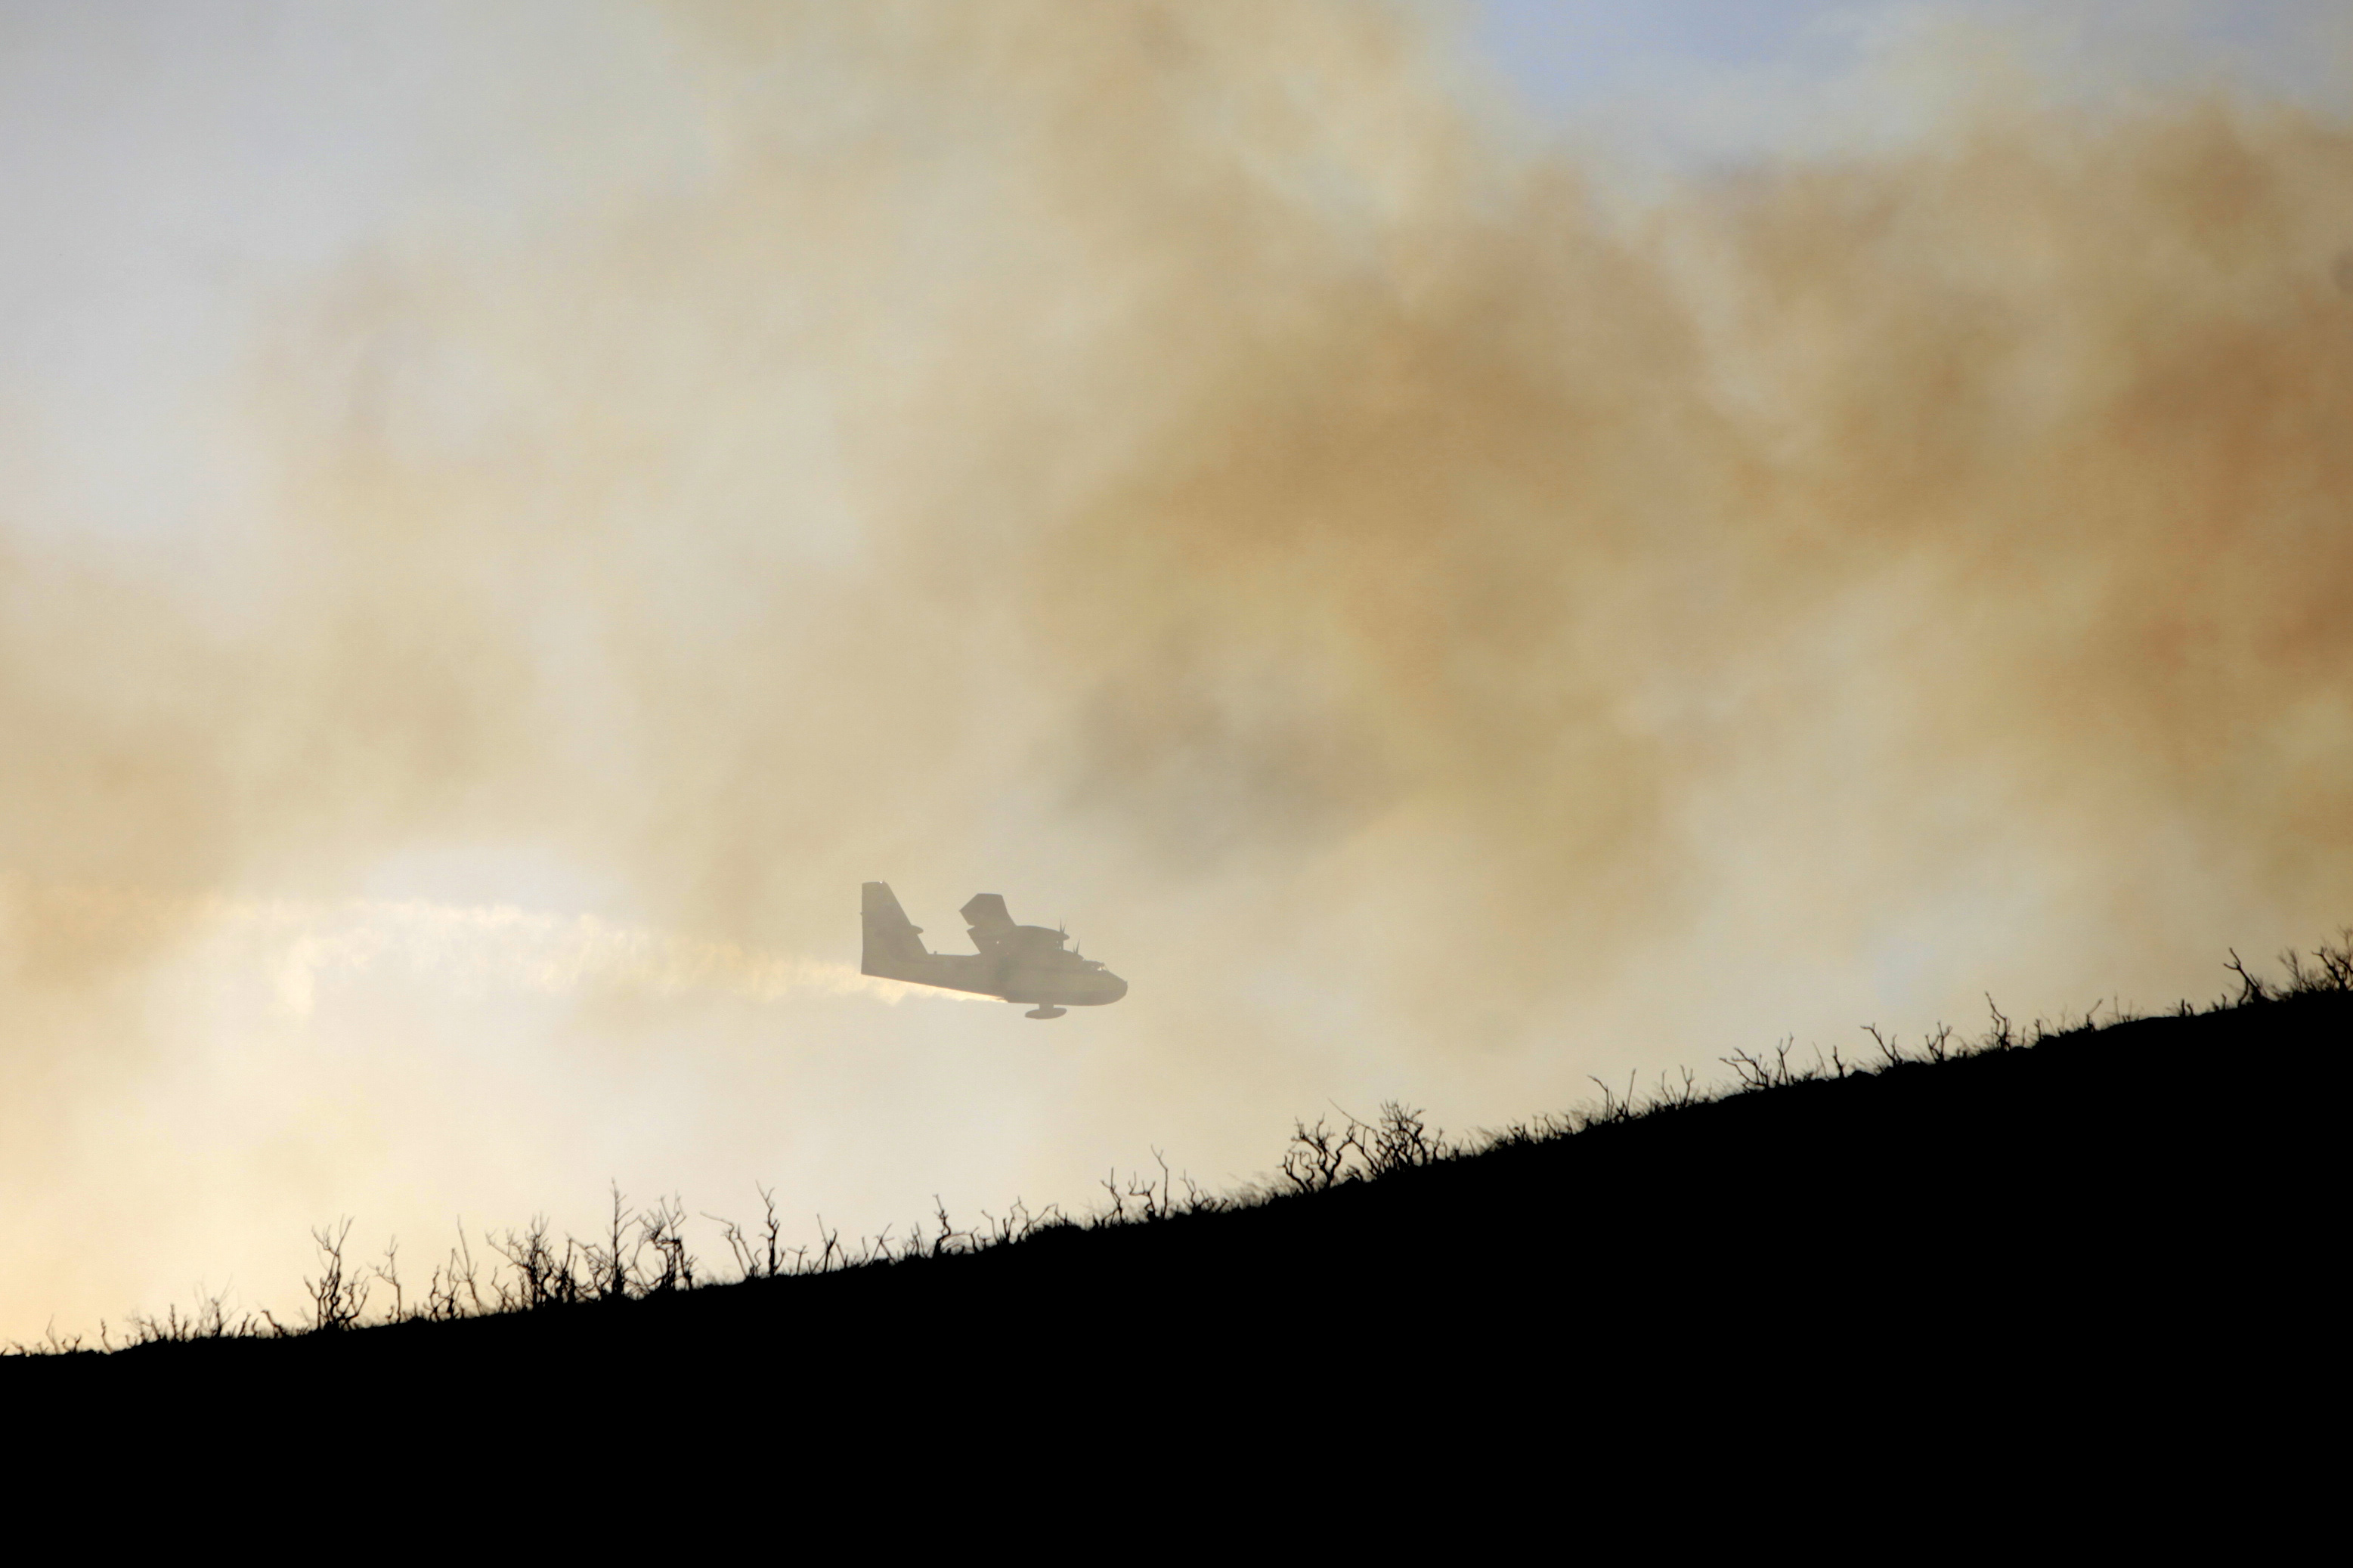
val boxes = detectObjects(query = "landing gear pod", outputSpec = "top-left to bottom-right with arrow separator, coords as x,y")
1024,1005 -> 1067,1019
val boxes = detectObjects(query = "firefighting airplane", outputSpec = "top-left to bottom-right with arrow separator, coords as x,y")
859,883 -> 1128,1019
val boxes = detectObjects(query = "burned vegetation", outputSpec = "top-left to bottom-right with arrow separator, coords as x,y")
10,937 -> 2344,1399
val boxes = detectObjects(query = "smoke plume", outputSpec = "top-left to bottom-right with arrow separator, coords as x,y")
4,2 -> 2348,1337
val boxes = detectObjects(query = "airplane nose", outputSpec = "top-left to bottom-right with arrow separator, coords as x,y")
1103,973 -> 1128,1003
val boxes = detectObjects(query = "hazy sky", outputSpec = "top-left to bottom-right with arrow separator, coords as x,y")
3,2 -> 2348,1341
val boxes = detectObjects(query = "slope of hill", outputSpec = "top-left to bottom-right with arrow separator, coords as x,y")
18,966 -> 2339,1419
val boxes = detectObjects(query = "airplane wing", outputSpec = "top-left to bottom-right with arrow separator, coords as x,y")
961,892 -> 1017,955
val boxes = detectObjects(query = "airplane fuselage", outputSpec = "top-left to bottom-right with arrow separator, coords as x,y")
875,950 -> 1130,1008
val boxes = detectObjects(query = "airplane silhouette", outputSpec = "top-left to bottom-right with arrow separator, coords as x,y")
860,883 -> 1128,1018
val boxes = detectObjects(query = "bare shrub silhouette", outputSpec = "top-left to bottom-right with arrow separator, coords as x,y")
1277,1100 -> 1449,1191
306,1218 -> 370,1332
638,1197 -> 696,1292
977,1198 -> 1067,1248
488,1215 -> 582,1312
584,1185 -> 642,1302
2280,929 -> 2353,994
708,1184 -> 798,1281
371,1239 -> 404,1322
121,1285 -> 262,1346
421,1229 -> 488,1322
2226,950 -> 2271,1006
1277,1116 -> 1364,1193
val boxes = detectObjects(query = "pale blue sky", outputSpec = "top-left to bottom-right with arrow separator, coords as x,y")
1473,0 -> 2351,179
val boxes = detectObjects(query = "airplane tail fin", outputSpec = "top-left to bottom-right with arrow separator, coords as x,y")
862,883 -> 930,977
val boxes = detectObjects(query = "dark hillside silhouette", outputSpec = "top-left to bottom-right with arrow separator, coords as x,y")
11,948 -> 2342,1448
